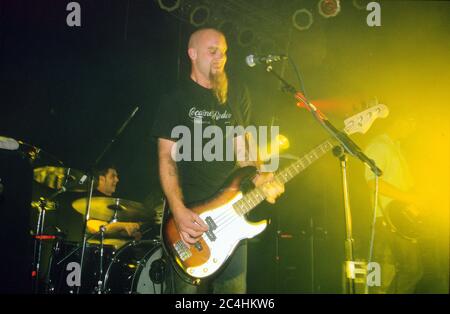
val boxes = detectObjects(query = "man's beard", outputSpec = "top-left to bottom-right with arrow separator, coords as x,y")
210,70 -> 228,105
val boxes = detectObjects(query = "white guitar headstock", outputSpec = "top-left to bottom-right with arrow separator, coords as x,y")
344,104 -> 389,135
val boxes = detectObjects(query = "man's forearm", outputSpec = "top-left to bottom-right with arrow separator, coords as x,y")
159,154 -> 185,212
87,220 -> 123,235
368,179 -> 415,204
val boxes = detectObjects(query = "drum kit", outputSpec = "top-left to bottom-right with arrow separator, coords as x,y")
21,141 -> 167,294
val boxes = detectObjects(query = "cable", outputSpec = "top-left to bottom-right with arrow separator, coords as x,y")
287,55 -> 308,99
365,174 -> 379,294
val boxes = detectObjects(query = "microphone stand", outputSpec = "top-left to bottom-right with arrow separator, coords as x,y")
76,106 -> 139,294
263,63 -> 382,293
33,167 -> 90,293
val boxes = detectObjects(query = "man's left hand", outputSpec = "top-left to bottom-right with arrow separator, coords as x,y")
253,172 -> 285,204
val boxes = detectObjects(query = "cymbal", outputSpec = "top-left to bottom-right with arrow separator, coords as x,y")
72,197 -> 151,222
34,166 -> 88,192
87,238 -> 128,250
31,197 -> 57,211
18,141 -> 63,167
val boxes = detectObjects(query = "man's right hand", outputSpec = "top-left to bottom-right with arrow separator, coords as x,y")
119,222 -> 141,238
172,206 -> 209,245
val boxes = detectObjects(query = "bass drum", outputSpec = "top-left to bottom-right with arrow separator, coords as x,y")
103,239 -> 166,294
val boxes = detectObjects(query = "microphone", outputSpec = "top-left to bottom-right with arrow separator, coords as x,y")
0,136 -> 19,151
245,54 -> 287,67
78,175 -> 87,185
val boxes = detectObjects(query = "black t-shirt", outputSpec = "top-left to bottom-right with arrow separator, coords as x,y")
152,77 -> 252,204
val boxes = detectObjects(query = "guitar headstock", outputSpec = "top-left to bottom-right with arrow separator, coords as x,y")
343,104 -> 389,135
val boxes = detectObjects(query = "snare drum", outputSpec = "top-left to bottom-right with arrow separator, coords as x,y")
103,239 -> 166,294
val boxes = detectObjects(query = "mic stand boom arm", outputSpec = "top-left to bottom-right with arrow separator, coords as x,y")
264,65 -> 382,176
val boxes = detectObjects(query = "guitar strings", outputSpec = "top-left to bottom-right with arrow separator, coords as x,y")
203,187 -> 267,234
198,143 -> 336,244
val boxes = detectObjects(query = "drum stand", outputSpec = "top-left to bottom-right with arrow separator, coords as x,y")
95,225 -> 106,294
32,189 -> 64,293
32,197 -> 48,293
94,206 -> 119,294
77,106 -> 139,294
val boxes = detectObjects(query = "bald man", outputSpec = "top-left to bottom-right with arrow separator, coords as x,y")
152,28 -> 284,293
188,28 -> 229,105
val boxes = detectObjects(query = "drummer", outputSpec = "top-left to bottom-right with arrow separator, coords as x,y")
86,165 -> 142,241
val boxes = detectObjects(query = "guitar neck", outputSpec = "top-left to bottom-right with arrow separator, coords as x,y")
233,139 -> 335,216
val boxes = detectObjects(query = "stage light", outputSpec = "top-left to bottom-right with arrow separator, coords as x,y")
157,0 -> 180,12
292,9 -> 314,31
318,0 -> 341,18
259,134 -> 290,162
275,134 -> 290,151
189,6 -> 210,27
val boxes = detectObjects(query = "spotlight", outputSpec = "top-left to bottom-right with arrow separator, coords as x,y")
292,9 -> 313,31
318,0 -> 341,18
190,6 -> 210,27
275,134 -> 290,151
259,134 -> 290,162
157,0 -> 180,12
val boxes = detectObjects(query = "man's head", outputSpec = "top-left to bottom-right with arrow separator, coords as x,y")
361,99 -> 418,141
390,115 -> 417,140
188,28 -> 228,104
95,166 -> 119,196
